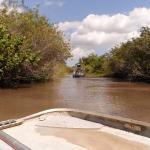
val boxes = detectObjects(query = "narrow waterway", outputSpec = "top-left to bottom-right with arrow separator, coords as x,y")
0,76 -> 150,122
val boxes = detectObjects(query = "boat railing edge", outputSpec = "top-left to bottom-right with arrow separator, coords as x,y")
1,108 -> 150,138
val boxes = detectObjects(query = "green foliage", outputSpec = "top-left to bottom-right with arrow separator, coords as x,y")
80,54 -> 105,77
53,63 -> 71,77
0,24 -> 40,87
108,27 -> 150,81
0,9 -> 71,87
79,27 -> 150,82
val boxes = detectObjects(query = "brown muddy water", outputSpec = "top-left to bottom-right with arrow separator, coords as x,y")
0,76 -> 150,122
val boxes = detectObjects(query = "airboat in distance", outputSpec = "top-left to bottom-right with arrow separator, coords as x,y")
73,63 -> 85,78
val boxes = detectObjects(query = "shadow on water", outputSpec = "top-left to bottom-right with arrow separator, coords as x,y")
0,76 -> 150,122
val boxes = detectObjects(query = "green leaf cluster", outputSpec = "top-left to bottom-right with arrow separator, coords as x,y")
80,54 -> 105,76
0,24 -> 40,87
0,9 -> 71,87
79,27 -> 150,82
108,27 -> 150,81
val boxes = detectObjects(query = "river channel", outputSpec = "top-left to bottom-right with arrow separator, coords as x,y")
0,76 -> 150,122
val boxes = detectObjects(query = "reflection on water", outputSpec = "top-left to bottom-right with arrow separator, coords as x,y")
0,76 -> 150,122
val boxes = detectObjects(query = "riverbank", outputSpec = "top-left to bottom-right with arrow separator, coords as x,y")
84,73 -> 150,83
0,10 -> 71,88
78,27 -> 150,83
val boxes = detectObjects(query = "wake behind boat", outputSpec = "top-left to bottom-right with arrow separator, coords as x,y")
0,108 -> 150,150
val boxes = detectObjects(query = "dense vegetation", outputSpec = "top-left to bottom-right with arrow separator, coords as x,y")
0,9 -> 71,87
80,27 -> 150,82
79,54 -> 106,77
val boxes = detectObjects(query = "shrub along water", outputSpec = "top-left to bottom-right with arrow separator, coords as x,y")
0,9 -> 71,87
80,27 -> 150,82
79,54 -> 106,77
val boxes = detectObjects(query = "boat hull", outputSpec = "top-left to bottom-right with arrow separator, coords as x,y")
0,108 -> 150,150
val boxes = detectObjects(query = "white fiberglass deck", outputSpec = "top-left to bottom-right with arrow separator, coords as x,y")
0,140 -> 14,150
1,112 -> 150,150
